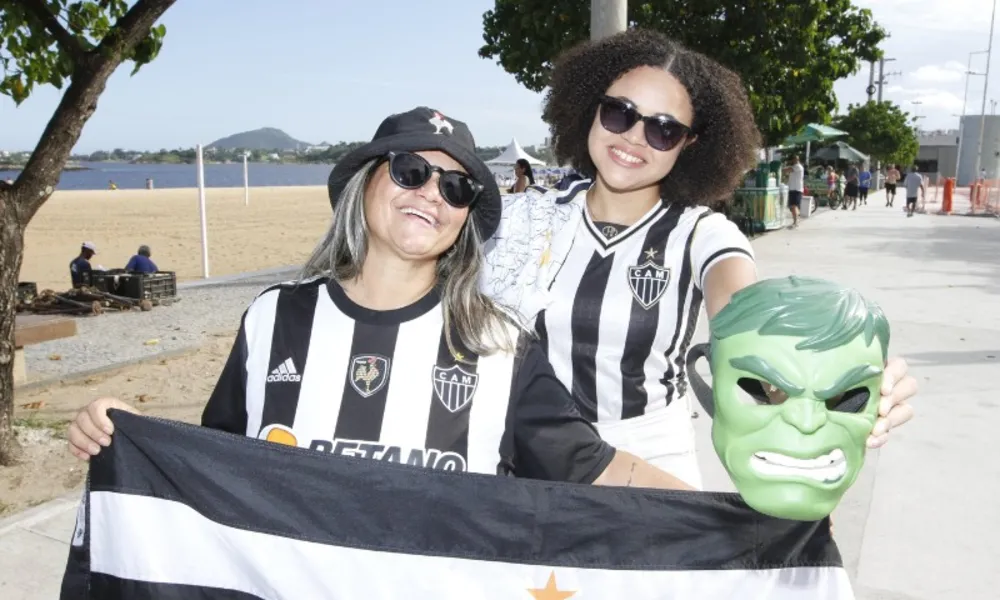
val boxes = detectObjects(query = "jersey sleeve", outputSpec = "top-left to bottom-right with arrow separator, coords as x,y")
506,335 -> 615,483
690,212 -> 756,291
201,313 -> 249,434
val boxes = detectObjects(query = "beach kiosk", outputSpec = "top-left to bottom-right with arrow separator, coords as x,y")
732,159 -> 786,232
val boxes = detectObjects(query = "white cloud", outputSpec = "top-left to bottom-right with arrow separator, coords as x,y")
863,0 -> 993,33
910,63 -> 965,84
898,89 -> 965,112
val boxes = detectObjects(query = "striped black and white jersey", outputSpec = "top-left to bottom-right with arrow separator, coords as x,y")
535,192 -> 754,423
202,278 -> 613,482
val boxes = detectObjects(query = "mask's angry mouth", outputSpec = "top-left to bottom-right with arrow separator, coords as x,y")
750,449 -> 847,483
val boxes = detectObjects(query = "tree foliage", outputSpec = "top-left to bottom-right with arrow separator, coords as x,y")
479,0 -> 886,146
0,0 -> 166,104
0,0 -> 176,465
833,101 -> 919,166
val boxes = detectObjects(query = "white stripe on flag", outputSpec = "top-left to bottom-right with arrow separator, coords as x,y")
89,491 -> 854,600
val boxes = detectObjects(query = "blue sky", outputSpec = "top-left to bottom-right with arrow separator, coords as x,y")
1,0 -> 996,153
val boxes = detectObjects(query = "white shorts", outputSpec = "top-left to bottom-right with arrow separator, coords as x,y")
593,397 -> 703,490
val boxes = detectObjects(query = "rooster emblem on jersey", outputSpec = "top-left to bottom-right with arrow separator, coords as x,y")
350,355 -> 391,398
428,110 -> 454,135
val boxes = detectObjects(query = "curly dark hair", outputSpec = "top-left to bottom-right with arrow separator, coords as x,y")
541,29 -> 761,206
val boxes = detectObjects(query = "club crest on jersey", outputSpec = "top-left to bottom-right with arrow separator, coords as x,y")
350,355 -> 391,398
432,365 -> 478,413
627,260 -> 671,309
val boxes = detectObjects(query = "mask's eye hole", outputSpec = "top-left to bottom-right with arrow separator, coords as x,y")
827,387 -> 870,413
736,378 -> 788,405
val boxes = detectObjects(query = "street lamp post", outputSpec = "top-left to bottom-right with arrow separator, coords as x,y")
972,0 -> 998,183
956,50 -> 989,184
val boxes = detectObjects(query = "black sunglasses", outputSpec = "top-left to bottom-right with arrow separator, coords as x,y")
383,151 -> 483,209
598,95 -> 694,152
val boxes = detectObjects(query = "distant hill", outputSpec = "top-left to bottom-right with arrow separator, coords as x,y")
207,127 -> 312,151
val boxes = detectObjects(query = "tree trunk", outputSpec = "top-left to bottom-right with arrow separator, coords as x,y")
0,0 -> 178,464
0,189 -> 25,465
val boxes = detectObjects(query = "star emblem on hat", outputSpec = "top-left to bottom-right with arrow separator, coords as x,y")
428,110 -> 454,135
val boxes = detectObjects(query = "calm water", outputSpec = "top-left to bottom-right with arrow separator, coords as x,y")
0,161 -> 563,191
0,161 -> 335,191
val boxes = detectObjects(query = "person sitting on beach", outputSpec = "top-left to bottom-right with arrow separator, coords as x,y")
69,242 -> 97,288
125,245 -> 158,274
67,106 -> 694,492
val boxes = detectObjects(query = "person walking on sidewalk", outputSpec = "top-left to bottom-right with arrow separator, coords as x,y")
903,165 -> 925,218
783,154 -> 805,228
844,163 -> 860,210
858,165 -> 872,205
885,164 -> 901,207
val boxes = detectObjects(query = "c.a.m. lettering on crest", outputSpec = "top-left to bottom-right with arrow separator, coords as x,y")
627,260 -> 671,310
432,365 -> 479,413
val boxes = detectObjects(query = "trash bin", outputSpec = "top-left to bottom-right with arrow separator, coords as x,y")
800,196 -> 814,218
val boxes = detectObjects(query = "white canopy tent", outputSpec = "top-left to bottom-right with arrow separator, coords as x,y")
485,138 -> 546,165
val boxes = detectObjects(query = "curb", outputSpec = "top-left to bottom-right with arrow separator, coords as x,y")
14,345 -> 200,395
0,491 -> 80,538
177,265 -> 299,290
14,265 -> 301,394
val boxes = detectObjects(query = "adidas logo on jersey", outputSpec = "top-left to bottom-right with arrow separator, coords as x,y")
266,357 -> 301,383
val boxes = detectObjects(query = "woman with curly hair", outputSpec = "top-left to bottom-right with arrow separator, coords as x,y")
481,28 -> 916,488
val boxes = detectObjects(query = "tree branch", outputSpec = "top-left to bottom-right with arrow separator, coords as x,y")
17,0 -> 89,61
13,0 -> 177,224
94,0 -> 172,58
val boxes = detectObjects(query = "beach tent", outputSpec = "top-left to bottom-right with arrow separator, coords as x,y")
811,141 -> 869,163
486,138 -> 546,165
782,124 -> 848,167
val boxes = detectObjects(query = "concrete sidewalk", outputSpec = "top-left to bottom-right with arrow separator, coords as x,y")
696,192 -> 1000,600
1,194 -> 997,599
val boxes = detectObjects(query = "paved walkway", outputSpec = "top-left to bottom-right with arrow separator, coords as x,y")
1,193 -> 997,599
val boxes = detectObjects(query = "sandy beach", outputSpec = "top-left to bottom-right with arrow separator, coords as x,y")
21,186 -> 333,292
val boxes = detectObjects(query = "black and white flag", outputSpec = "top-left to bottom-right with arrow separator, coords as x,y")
61,411 -> 854,599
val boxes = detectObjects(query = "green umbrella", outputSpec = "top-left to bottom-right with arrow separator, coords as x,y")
783,124 -> 849,145
812,141 -> 869,163
783,124 -> 849,167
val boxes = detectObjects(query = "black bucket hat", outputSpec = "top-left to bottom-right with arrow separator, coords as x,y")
327,107 -> 502,241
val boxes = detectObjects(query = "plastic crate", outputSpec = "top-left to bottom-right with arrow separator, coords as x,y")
17,282 -> 37,304
117,271 -> 177,301
90,269 -> 129,294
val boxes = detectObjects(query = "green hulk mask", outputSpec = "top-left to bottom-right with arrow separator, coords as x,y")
689,276 -> 889,521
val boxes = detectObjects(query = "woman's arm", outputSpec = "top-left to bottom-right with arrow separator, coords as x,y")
696,219 -> 916,446
507,335 -> 692,489
593,450 -> 696,490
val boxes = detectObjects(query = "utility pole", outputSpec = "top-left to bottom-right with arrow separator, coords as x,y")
867,61 -> 877,103
956,50 -> 988,183
876,57 -> 900,103
973,0 -> 998,183
590,0 -> 627,40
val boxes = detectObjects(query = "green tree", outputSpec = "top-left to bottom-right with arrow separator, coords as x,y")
479,0 -> 886,146
832,101 -> 919,166
0,0 -> 177,465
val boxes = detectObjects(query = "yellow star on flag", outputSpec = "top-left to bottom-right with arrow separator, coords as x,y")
527,571 -> 576,599
539,231 -> 553,267
539,247 -> 552,267
452,351 -> 465,361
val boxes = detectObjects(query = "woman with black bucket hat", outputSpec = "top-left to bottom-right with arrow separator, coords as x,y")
480,29 -> 918,489
68,106 -> 694,491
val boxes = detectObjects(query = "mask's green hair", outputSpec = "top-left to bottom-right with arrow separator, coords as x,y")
710,276 -> 890,361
